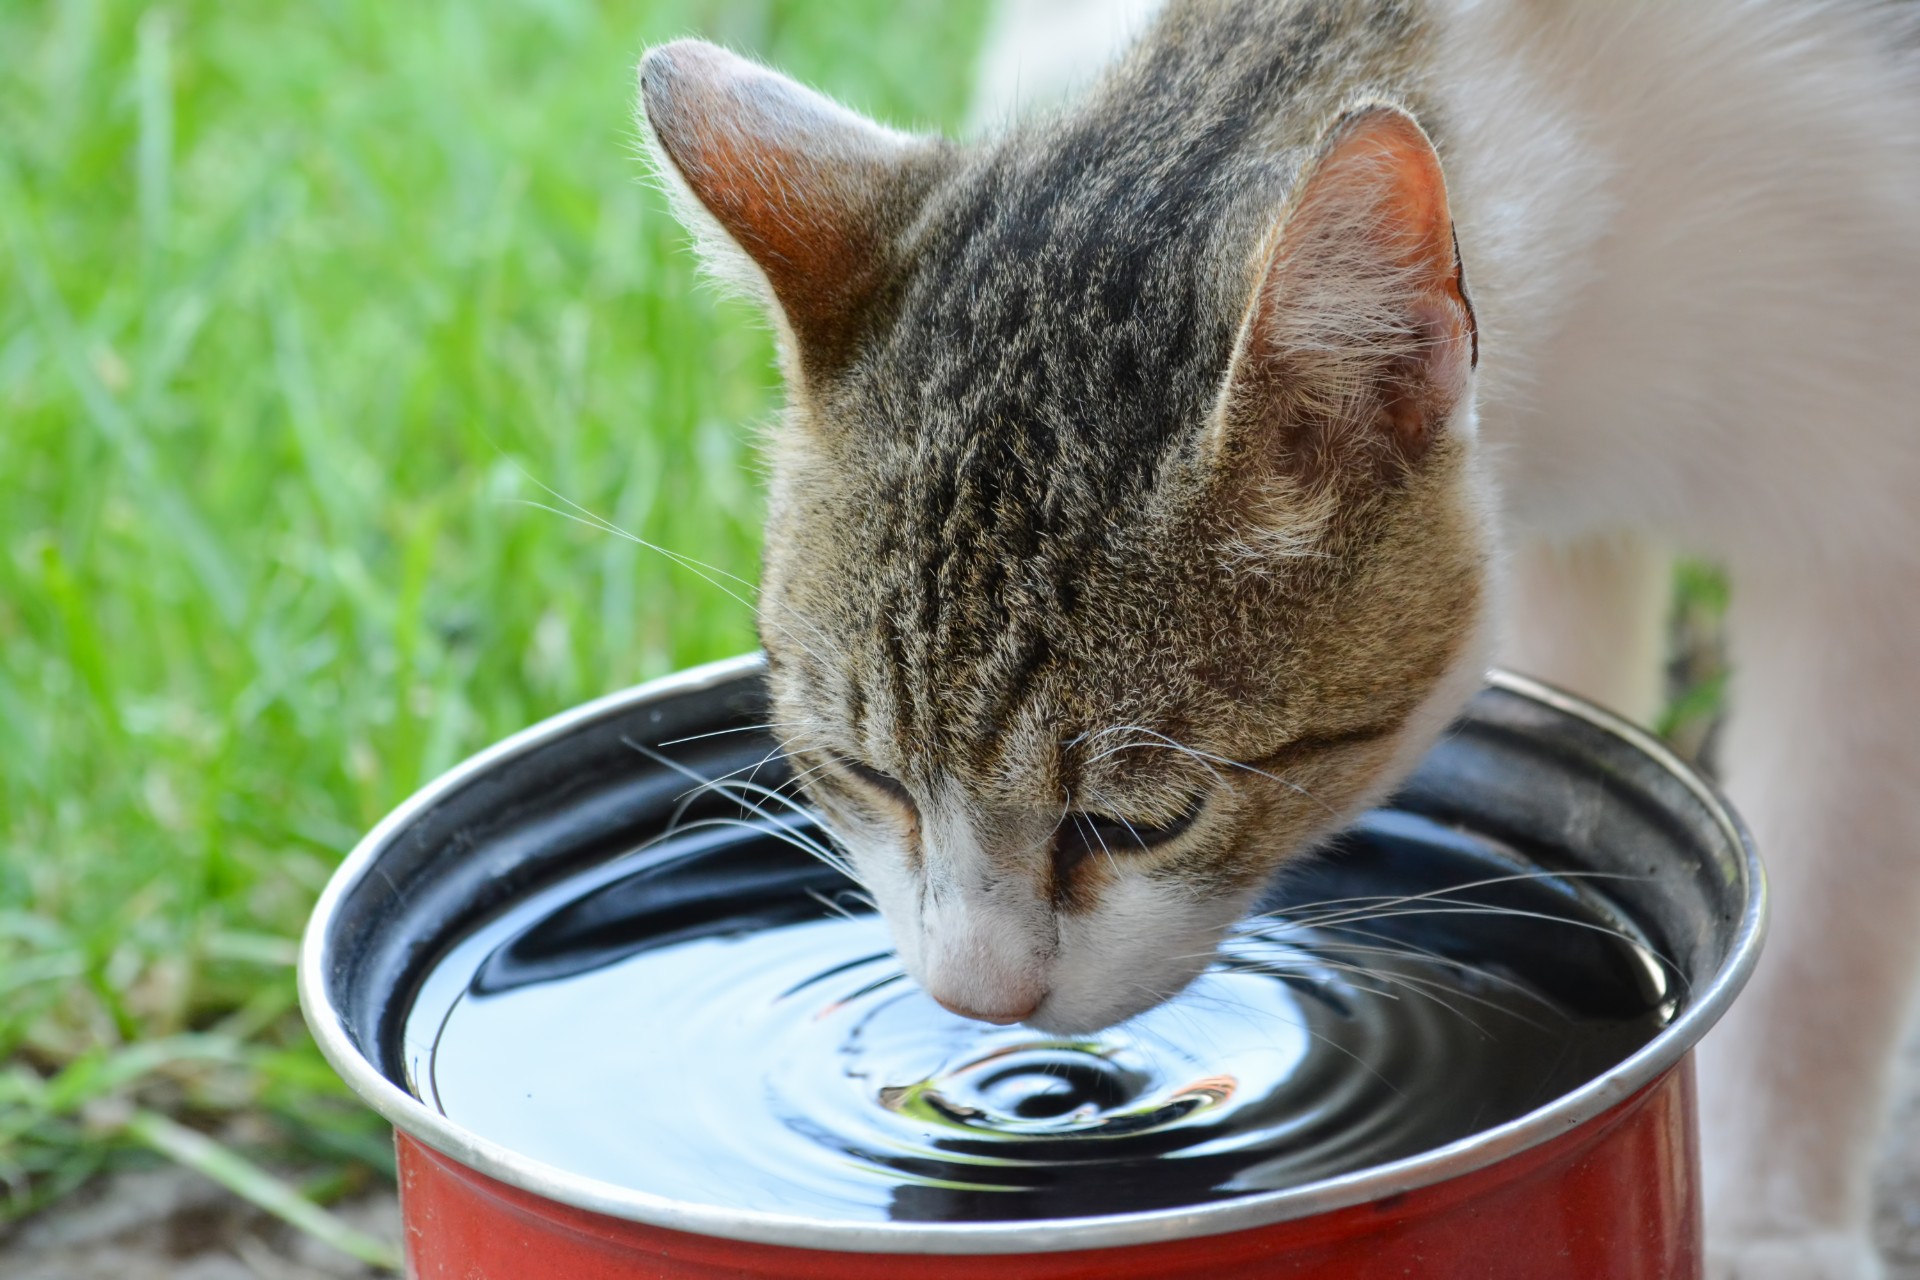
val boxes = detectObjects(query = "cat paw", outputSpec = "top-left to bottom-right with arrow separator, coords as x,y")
1705,1232 -> 1883,1280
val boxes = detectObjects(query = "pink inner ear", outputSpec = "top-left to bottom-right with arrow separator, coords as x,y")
1310,110 -> 1458,288
639,40 -> 923,372
1223,104 -> 1477,473
1278,105 -> 1474,360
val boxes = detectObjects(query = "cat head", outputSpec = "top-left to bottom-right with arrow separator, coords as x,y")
639,39 -> 1492,1034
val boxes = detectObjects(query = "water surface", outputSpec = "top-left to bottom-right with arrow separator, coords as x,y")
402,811 -> 1672,1222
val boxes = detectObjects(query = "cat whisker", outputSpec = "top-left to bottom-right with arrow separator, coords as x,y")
1208,954 -> 1400,1000
505,461 -> 759,589
1294,903 -> 1687,989
503,485 -> 842,672
806,886 -> 868,923
1223,951 -> 1543,1034
694,802 -> 856,881
626,738 -> 862,883
656,720 -> 808,748
1300,959 -> 1520,1035
1078,784 -> 1143,868
659,815 -> 855,881
1083,728 -> 1339,820
780,758 -> 840,793
691,786 -> 848,875
692,774 -> 819,822
1169,926 -> 1552,1027
1080,725 -> 1229,789
1261,868 -> 1652,927
1310,944 -> 1555,1020
1215,943 -> 1507,1031
508,497 -> 753,590
1280,891 -> 1616,937
654,735 -> 811,828
1085,818 -> 1122,873
1282,926 -> 1550,1002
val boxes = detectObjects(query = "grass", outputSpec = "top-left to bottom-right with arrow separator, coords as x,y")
0,0 -> 988,1257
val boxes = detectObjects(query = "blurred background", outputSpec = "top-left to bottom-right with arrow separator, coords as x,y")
2,0 -> 1871,1275
0,0 -> 987,1273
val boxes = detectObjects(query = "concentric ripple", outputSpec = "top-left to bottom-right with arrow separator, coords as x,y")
401,815 -> 1672,1223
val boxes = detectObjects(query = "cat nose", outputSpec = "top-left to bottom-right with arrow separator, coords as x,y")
932,993 -> 1041,1025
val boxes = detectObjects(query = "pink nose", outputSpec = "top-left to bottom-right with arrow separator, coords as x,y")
932,993 -> 1041,1025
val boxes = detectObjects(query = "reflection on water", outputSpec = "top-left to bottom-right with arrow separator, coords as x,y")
401,812 -> 1672,1223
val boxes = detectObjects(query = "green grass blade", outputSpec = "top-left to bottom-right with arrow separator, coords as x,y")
0,0 -> 993,1241
124,1108 -> 401,1272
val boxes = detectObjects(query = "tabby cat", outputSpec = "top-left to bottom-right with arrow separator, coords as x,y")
638,2 -> 1920,1274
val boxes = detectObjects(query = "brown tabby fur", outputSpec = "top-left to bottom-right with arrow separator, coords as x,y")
643,0 -> 1484,930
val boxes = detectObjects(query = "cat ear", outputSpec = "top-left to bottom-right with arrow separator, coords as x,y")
1209,104 -> 1477,488
638,40 -> 949,378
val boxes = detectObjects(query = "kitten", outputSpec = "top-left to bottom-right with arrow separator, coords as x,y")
637,3 -> 1920,1276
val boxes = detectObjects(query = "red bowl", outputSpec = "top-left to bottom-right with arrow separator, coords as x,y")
300,656 -> 1763,1279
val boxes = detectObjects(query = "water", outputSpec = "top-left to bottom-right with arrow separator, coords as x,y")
400,810 -> 1675,1223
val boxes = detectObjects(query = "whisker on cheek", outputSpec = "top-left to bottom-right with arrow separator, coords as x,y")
625,737 -> 865,885
1291,929 -> 1544,1000
1263,869 -> 1652,928
1218,954 -> 1525,1037
1080,727 -> 1342,821
1268,902 -> 1683,987
504,483 -> 843,674
662,815 -> 857,883
655,720 -> 810,748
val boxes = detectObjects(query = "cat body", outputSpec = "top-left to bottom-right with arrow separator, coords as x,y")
639,3 -> 1920,1274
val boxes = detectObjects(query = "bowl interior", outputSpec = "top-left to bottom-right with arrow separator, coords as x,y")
301,657 -> 1762,1248
315,662 -> 1751,1096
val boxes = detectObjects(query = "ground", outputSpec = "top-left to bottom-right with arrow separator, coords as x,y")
0,0 -> 984,1263
1885,1038 -> 1920,1276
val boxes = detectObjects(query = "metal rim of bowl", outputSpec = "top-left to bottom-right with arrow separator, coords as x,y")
297,653 -> 1767,1256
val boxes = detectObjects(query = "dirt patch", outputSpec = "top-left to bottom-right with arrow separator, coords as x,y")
1877,1017 -> 1920,1277
0,1167 -> 397,1280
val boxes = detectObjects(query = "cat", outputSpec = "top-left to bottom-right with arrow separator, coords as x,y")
636,2 -> 1920,1275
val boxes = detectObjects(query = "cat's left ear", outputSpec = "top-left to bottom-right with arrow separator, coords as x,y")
639,41 -> 951,381
1208,103 -> 1477,487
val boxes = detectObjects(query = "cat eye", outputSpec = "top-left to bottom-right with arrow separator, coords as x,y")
830,754 -> 916,810
1053,798 -> 1204,872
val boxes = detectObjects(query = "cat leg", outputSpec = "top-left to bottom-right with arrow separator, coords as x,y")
1497,532 -> 1671,725
1700,562 -> 1920,1280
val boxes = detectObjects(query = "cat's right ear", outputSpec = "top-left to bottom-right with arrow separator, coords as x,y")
638,41 -> 950,381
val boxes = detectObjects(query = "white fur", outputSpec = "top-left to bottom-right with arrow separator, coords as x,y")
967,0 -> 1164,132
903,791 -> 1052,1022
969,0 -> 1920,1272
836,771 -> 1305,1033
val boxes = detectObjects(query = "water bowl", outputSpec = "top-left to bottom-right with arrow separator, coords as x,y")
299,654 -> 1764,1279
